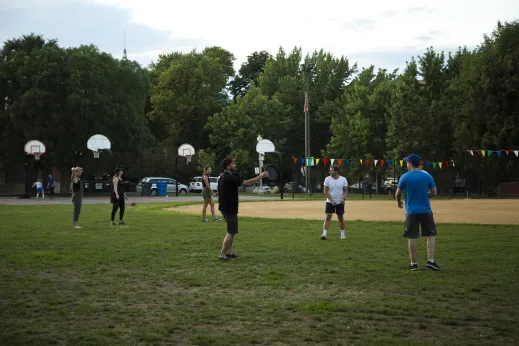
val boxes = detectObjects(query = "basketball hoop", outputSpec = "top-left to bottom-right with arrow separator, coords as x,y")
186,155 -> 192,164
24,140 -> 46,161
87,134 -> 111,159
178,143 -> 196,165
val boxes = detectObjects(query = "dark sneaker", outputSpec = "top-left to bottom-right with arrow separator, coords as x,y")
321,235 -> 327,240
226,253 -> 239,258
118,221 -> 125,226
218,256 -> 232,261
426,261 -> 440,271
110,222 -> 115,226
408,264 -> 419,271
213,217 -> 221,222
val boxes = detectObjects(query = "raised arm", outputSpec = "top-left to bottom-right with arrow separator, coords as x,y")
71,168 -> 78,184
242,172 -> 268,186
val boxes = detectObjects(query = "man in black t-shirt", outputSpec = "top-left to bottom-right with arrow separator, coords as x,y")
217,158 -> 268,261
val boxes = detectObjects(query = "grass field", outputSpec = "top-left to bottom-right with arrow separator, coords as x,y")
1,202 -> 519,345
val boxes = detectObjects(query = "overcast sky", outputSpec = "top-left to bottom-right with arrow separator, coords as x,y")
1,0 -> 518,73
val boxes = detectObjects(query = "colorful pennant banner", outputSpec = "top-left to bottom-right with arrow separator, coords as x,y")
467,149 -> 519,157
292,157 -> 458,169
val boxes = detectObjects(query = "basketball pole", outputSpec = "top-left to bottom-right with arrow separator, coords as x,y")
175,156 -> 179,197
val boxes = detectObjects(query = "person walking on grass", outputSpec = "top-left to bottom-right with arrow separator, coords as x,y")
47,174 -> 55,199
217,158 -> 268,261
110,167 -> 127,226
321,165 -> 348,240
201,165 -> 221,222
32,178 -> 45,200
396,154 -> 440,271
71,167 -> 83,229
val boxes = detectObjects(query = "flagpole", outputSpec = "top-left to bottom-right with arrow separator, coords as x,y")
302,61 -> 315,195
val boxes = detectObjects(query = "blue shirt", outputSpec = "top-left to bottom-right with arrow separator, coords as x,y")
397,171 -> 436,215
48,178 -> 55,187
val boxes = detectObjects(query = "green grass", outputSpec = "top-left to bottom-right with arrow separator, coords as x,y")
1,202 -> 518,345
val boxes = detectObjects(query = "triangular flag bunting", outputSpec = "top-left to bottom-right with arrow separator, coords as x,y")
307,158 -> 312,166
360,159 -> 363,165
432,162 -> 437,169
426,161 -> 431,168
331,159 -> 335,165
438,162 -> 443,169
301,158 -> 305,165
380,159 -> 385,167
316,158 -> 320,165
514,150 -> 519,157
475,150 -> 481,155
337,159 -> 343,166
488,150 -> 493,156
387,160 -> 391,167
481,150 -> 486,157
505,150 -> 510,156
445,161 -> 449,167
345,160 -> 350,165
497,151 -> 502,157
374,160 -> 378,166
399,160 -> 403,167
293,157 -> 298,164
323,158 -> 328,166
366,159 -> 371,167
468,150 -> 473,156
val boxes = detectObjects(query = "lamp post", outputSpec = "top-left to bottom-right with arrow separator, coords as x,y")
301,61 -> 315,195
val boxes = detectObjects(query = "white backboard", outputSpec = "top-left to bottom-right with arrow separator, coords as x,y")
87,134 -> 111,151
256,139 -> 275,154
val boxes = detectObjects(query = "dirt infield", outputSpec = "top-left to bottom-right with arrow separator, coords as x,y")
168,199 -> 519,225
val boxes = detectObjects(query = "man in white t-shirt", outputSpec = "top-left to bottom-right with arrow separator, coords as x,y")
321,165 -> 348,240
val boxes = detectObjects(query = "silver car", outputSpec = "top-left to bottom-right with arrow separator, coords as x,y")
136,177 -> 189,196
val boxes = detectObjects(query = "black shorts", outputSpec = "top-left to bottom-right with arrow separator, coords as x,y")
403,213 -> 437,239
223,213 -> 238,235
325,202 -> 345,215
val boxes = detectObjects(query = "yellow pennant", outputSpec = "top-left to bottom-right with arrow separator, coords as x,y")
399,160 -> 404,167
481,150 -> 486,157
438,162 -> 443,169
316,158 -> 320,165
360,159 -> 363,165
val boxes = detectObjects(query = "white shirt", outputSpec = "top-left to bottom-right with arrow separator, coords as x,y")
324,175 -> 348,203
35,182 -> 42,189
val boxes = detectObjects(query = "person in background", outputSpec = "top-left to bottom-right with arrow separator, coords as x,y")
47,174 -> 55,199
71,167 -> 83,229
201,165 -> 221,222
110,167 -> 127,226
32,178 -> 45,200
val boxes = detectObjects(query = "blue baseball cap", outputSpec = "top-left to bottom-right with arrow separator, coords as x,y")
403,154 -> 421,167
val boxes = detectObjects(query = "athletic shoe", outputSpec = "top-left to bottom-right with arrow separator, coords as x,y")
340,232 -> 346,239
218,256 -> 232,261
426,261 -> 441,271
73,225 -> 82,229
213,217 -> 221,222
320,235 -> 327,240
202,219 -> 209,222
110,222 -> 115,226
226,253 -> 239,258
118,221 -> 125,226
408,264 -> 419,271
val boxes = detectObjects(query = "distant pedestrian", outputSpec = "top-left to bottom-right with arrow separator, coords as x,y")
32,178 -> 45,200
396,154 -> 440,271
47,174 -> 55,199
110,167 -> 127,226
201,165 -> 221,222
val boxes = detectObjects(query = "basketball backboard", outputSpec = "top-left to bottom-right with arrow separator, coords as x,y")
256,139 -> 275,154
178,143 -> 195,163
87,134 -> 111,158
24,140 -> 46,161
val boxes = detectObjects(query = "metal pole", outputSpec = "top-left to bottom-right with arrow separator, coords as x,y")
175,156 -> 179,197
307,71 -> 311,196
279,152 -> 283,200
292,155 -> 295,200
304,89 -> 309,195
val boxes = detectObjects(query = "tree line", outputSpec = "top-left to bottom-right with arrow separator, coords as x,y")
1,20 -> 518,186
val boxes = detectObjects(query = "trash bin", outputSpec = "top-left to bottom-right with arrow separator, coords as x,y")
156,180 -> 168,197
363,183 -> 373,198
141,182 -> 152,196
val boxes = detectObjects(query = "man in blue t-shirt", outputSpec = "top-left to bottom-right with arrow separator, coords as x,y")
47,174 -> 56,199
396,154 -> 440,271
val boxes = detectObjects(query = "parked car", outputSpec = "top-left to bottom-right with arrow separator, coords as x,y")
383,178 -> 399,194
284,181 -> 307,193
136,177 -> 189,196
253,185 -> 272,194
189,176 -> 218,192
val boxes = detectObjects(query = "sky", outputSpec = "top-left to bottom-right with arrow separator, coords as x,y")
1,0 -> 518,73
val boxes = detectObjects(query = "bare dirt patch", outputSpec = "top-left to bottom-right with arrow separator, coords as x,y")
167,199 -> 519,224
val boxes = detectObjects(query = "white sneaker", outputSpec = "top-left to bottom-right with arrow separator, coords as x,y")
341,232 -> 346,239
73,225 -> 82,229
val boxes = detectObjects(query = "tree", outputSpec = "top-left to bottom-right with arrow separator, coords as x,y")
197,149 -> 217,172
228,51 -> 270,100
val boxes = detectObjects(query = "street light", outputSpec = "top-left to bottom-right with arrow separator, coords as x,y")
301,61 -> 315,195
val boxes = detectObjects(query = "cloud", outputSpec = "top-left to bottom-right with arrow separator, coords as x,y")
2,0 -> 519,72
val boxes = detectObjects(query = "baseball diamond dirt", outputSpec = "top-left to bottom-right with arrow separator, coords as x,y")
168,199 -> 519,225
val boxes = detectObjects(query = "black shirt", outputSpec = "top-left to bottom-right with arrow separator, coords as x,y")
218,172 -> 244,214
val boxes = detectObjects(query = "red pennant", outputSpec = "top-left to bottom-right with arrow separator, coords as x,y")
445,161 -> 449,167
293,157 -> 297,164
366,159 -> 371,167
337,159 -> 343,166
323,158 -> 328,166
380,159 -> 385,167
475,150 -> 481,155
505,150 -> 510,156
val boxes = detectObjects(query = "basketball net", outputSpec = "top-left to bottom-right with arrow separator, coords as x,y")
186,155 -> 192,164
93,151 -> 100,159
34,153 -> 41,161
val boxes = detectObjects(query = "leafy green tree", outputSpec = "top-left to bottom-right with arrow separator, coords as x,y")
229,51 -> 270,100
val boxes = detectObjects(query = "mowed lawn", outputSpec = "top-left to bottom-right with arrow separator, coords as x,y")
1,202 -> 518,346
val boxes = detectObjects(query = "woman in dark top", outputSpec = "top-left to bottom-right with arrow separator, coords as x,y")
71,167 -> 83,229
111,167 -> 127,225
201,165 -> 221,222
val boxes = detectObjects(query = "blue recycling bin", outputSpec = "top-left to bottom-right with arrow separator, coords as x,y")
156,180 -> 168,197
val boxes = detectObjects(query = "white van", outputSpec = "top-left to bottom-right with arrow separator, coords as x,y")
190,176 -> 218,192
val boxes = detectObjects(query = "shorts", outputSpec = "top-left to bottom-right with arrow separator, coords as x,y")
403,213 -> 437,239
325,202 -> 345,215
202,188 -> 212,199
36,188 -> 43,193
222,213 -> 238,235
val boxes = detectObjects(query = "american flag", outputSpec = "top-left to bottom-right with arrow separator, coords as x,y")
303,93 -> 309,113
